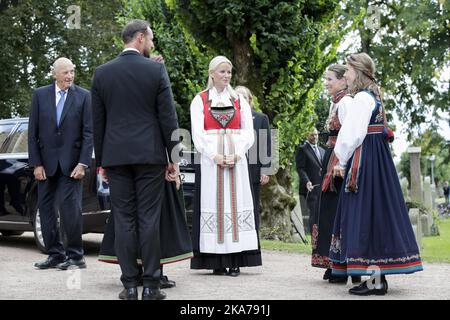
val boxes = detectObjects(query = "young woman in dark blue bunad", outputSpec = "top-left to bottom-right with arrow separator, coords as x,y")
330,53 -> 423,296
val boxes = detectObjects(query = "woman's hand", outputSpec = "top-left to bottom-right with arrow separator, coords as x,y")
333,165 -> 346,178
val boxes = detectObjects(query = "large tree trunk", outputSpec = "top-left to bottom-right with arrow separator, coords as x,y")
260,167 -> 297,241
231,37 -> 296,241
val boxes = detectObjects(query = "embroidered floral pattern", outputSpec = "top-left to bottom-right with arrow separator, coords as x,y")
311,254 -> 332,268
330,234 -> 341,253
375,105 -> 384,123
311,224 -> 319,250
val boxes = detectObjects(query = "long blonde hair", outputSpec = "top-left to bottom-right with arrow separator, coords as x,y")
206,55 -> 237,99
347,53 -> 387,126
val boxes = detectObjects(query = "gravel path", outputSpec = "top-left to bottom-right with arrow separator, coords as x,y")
0,232 -> 448,300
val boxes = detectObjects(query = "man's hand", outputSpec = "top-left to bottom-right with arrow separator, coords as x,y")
306,181 -> 314,192
166,163 -> 179,182
34,166 -> 47,181
70,164 -> 86,180
333,165 -> 346,178
151,55 -> 165,63
260,175 -> 270,185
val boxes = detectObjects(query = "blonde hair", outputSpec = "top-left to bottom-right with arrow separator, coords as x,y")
206,56 -> 237,99
235,85 -> 253,107
346,53 -> 380,97
347,53 -> 387,125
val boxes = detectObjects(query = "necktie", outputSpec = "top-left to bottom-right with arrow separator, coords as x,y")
56,90 -> 66,127
313,145 -> 321,162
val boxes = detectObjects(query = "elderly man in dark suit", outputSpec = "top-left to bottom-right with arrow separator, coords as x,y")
295,128 -> 325,233
29,57 -> 93,271
91,20 -> 179,301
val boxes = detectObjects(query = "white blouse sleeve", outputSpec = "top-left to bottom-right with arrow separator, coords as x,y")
334,92 -> 375,166
337,95 -> 352,125
234,95 -> 255,158
190,94 -> 217,160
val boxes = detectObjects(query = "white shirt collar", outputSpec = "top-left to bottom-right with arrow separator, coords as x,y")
209,87 -> 233,108
55,83 -> 68,95
122,48 -> 140,54
307,141 -> 318,148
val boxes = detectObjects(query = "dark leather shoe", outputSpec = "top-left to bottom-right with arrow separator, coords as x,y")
34,256 -> 66,269
160,275 -> 176,289
349,280 -> 388,296
137,275 -> 176,288
142,287 -> 166,300
328,275 -> 348,284
213,268 -> 227,275
227,267 -> 240,277
119,287 -> 138,300
323,269 -> 332,280
56,258 -> 86,270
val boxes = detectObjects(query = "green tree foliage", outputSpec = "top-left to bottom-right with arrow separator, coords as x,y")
175,0 -> 356,169
0,0 -> 123,118
347,0 -> 449,133
119,0 -> 212,129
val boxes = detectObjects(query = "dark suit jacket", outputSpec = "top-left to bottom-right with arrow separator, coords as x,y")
248,111 -> 271,184
28,83 -> 93,177
91,51 -> 179,167
295,142 -> 325,195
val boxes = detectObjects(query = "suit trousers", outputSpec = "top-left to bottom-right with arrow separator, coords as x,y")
106,164 -> 165,289
37,165 -> 83,260
252,182 -> 261,232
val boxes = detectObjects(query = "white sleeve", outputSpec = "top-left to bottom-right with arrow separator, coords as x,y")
234,95 -> 255,158
334,92 -> 375,166
337,95 -> 352,125
190,94 -> 217,160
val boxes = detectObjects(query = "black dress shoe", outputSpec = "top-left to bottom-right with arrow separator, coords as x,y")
160,275 -> 176,289
227,267 -> 240,277
323,269 -> 332,280
56,258 -> 87,270
119,287 -> 138,300
212,268 -> 227,275
328,274 -> 348,284
34,256 -> 66,269
142,287 -> 166,300
349,279 -> 388,296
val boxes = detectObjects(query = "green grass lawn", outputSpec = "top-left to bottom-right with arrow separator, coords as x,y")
261,218 -> 450,263
421,218 -> 450,263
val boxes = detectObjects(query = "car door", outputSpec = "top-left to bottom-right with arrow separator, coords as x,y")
0,121 -> 32,223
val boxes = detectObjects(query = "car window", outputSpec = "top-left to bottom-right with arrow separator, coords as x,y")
0,124 -> 16,152
5,123 -> 28,154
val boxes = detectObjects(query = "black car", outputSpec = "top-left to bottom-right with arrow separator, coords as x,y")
0,117 -> 195,252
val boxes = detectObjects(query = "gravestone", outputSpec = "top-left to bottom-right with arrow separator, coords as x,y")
408,147 -> 422,203
408,208 -> 422,248
423,177 -> 432,209
400,177 -> 409,201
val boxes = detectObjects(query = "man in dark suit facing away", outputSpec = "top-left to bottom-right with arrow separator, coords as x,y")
295,128 -> 325,233
29,57 -> 93,271
91,20 -> 179,301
